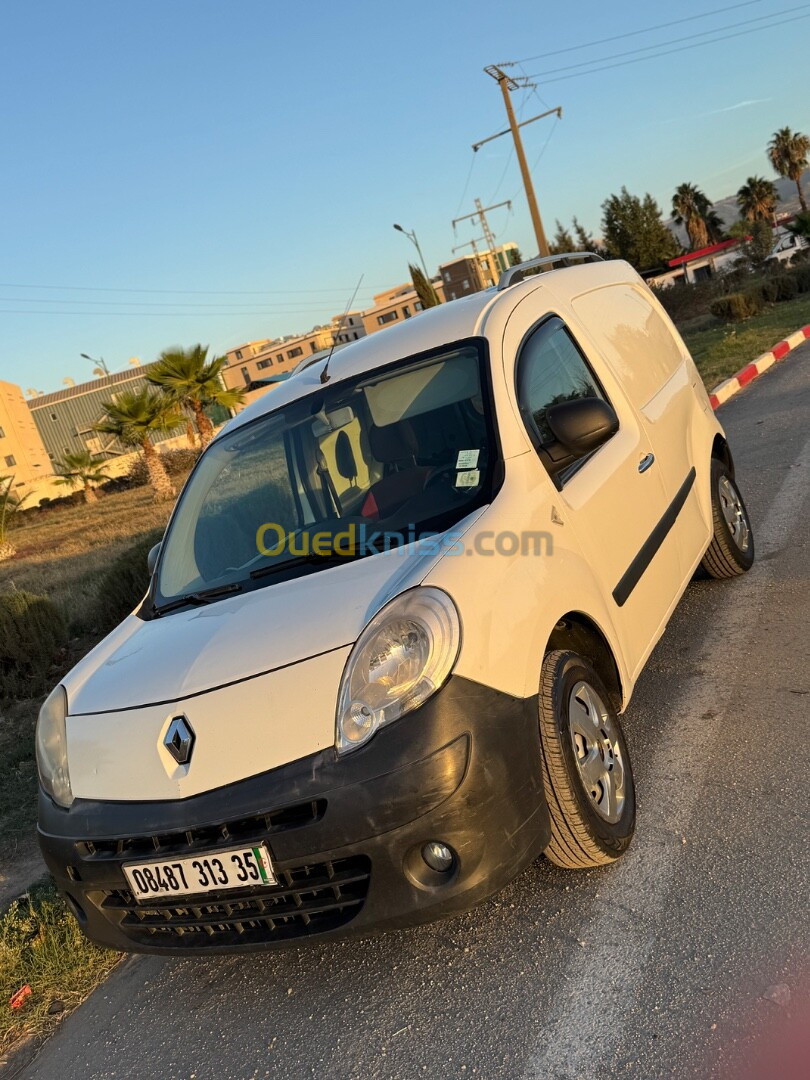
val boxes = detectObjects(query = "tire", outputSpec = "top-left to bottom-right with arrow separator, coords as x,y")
700,457 -> 755,579
538,650 -> 636,868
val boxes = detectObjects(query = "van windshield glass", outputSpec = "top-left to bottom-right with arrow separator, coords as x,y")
154,341 -> 498,607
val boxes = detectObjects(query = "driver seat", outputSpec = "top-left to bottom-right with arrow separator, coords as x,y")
362,421 -> 430,518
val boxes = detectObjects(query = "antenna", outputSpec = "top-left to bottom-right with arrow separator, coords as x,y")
320,274 -> 364,385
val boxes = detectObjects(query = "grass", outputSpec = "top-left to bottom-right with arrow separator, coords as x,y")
0,484 -> 178,1063
0,880 -> 119,1057
0,485 -> 176,876
679,292 -> 810,387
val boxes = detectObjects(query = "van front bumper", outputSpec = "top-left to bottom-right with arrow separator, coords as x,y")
37,676 -> 551,955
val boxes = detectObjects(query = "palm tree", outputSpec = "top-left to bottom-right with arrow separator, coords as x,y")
704,208 -> 727,244
768,126 -> 810,213
672,183 -> 710,251
52,450 -> 113,504
0,475 -> 29,561
94,387 -> 184,501
146,345 -> 244,448
737,176 -> 777,224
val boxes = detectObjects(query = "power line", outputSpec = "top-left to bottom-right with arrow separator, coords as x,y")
504,0 -> 766,63
0,295 -> 376,311
455,151 -> 478,216
522,11 -> 810,82
0,281 -> 384,296
525,4 -> 810,77
0,309 -> 354,318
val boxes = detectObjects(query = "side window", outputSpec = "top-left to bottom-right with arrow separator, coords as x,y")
517,316 -> 607,449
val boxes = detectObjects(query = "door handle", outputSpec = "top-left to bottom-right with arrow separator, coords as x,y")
638,452 -> 655,474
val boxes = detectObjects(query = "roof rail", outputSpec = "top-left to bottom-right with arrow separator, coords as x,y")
497,251 -> 603,291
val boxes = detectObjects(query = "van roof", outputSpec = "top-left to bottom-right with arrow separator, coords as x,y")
223,254 -> 633,435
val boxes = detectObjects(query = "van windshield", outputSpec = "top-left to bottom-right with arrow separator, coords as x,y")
153,341 -> 498,610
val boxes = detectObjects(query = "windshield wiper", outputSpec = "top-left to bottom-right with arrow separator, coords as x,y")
249,549 -> 361,581
154,582 -> 243,616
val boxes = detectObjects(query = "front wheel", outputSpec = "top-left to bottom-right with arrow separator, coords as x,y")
700,458 -> 755,579
538,650 -> 636,869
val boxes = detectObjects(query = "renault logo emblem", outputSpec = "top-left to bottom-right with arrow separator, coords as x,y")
164,716 -> 195,765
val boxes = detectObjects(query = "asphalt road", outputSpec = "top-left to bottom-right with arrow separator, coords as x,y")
19,348 -> 810,1080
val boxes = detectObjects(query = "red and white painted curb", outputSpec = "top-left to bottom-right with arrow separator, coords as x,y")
708,325 -> 810,410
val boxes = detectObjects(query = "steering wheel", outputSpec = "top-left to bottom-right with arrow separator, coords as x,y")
424,463 -> 461,489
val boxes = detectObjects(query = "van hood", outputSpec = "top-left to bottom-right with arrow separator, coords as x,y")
63,511 -> 485,716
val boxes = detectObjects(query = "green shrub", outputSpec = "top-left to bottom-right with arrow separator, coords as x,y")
775,274 -> 799,301
85,529 -> 164,636
0,592 -> 68,703
710,292 -> 763,321
759,279 -> 780,303
793,264 -> 810,292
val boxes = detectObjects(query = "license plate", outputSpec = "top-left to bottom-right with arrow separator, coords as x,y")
123,842 -> 277,901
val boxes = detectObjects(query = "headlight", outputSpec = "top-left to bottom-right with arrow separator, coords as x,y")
336,588 -> 460,754
36,685 -> 73,808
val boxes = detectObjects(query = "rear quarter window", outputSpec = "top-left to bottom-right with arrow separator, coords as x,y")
571,284 -> 684,407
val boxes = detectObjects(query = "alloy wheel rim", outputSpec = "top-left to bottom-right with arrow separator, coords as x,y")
567,681 -> 626,824
718,475 -> 750,553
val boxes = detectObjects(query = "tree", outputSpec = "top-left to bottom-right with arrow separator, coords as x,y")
572,217 -> 603,255
600,187 -> 680,270
549,220 -> 576,255
52,449 -> 113,504
736,176 -> 777,224
0,476 -> 29,561
787,211 -> 810,241
147,344 -> 244,448
94,387 -> 184,501
768,126 -> 810,213
507,247 -> 523,266
728,219 -> 774,268
409,263 -> 441,308
672,183 -> 710,251
704,208 -> 727,244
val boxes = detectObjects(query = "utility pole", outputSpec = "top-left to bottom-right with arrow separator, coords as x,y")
452,198 -> 512,275
480,65 -> 561,258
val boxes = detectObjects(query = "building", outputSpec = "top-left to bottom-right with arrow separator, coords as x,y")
224,339 -> 274,368
222,312 -> 368,391
0,381 -> 52,494
439,242 -> 519,300
27,365 -> 189,462
221,325 -> 339,390
330,310 -> 367,345
359,279 -> 446,337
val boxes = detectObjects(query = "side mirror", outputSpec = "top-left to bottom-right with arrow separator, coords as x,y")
545,397 -> 619,458
147,542 -> 162,576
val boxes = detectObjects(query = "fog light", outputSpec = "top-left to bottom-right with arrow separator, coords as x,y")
422,841 -> 455,873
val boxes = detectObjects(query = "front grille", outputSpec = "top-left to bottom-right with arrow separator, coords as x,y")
99,856 -> 370,947
76,800 -> 325,862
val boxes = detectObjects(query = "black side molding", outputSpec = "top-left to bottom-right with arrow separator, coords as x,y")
613,466 -> 697,607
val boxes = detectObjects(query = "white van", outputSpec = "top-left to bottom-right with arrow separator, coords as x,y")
37,254 -> 754,954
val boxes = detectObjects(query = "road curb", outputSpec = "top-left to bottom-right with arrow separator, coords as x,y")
708,325 -> 810,409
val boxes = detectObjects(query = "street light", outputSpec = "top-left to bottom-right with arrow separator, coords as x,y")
393,223 -> 430,279
80,353 -> 110,376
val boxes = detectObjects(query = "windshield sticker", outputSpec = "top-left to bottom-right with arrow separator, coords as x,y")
455,469 -> 480,489
456,449 -> 480,469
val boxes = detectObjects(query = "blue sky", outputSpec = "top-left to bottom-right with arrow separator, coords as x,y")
1,0 -> 807,391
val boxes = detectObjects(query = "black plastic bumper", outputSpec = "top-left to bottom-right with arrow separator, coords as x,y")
38,676 -> 550,954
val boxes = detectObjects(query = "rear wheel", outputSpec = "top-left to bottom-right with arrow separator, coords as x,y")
538,650 -> 636,868
701,457 -> 755,579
